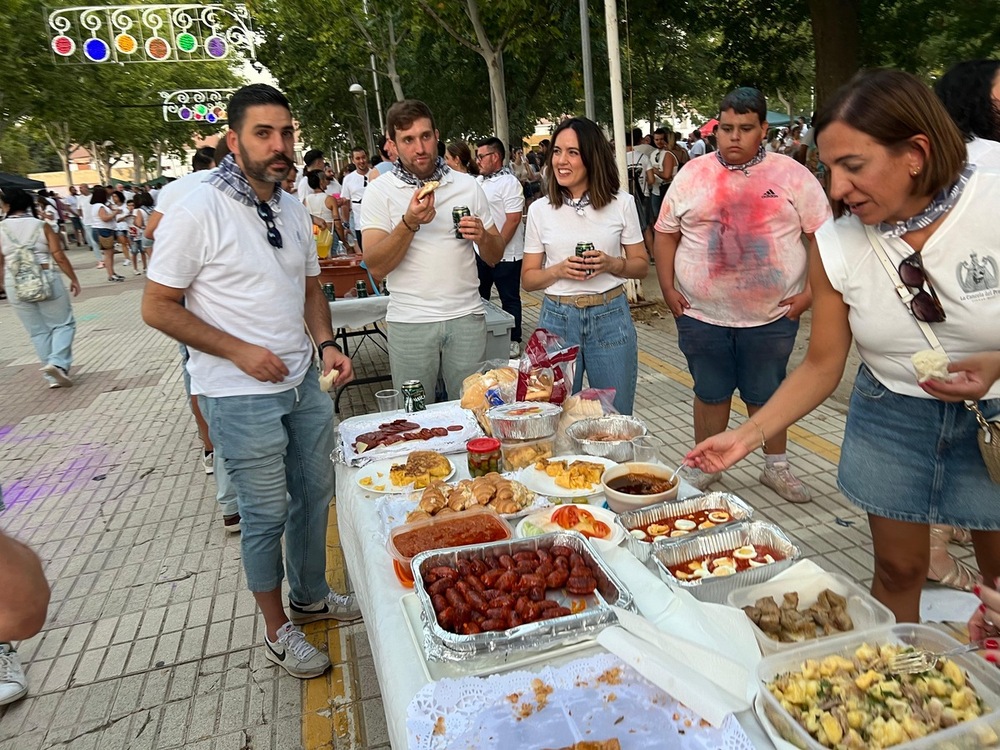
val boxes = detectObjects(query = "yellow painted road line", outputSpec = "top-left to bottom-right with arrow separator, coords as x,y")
302,500 -> 352,749
636,350 -> 842,464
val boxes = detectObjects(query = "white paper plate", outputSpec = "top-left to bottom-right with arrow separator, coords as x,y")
517,454 -> 618,498
515,504 -> 624,551
355,456 -> 455,495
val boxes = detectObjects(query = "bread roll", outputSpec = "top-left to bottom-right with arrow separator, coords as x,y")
416,180 -> 440,199
319,369 -> 339,392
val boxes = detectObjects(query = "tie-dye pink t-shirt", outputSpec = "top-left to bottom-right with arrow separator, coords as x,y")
655,153 -> 831,327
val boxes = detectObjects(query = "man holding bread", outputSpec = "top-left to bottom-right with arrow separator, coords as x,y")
142,84 -> 360,680
362,99 -> 506,402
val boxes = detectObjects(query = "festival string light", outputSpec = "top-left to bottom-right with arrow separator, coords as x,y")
48,4 -> 256,64
160,88 -> 235,123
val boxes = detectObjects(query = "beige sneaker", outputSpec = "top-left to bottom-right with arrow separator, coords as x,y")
760,461 -> 811,503
676,465 -> 722,491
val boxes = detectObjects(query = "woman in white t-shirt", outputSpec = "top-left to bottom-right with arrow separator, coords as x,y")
687,70 -> 1000,627
90,186 -> 124,281
521,117 -> 649,414
0,189 -> 81,389
303,171 -> 345,253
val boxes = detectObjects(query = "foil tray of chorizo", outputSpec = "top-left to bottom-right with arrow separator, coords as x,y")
411,530 -> 634,662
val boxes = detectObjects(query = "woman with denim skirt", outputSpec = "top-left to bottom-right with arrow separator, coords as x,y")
0,189 -> 81,389
521,118 -> 649,414
686,70 -> 1000,625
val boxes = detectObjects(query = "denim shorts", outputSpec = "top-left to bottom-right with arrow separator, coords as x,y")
674,315 -> 798,406
839,364 -> 1000,529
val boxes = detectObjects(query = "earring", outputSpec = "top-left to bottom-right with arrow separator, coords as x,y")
911,167 -> 921,177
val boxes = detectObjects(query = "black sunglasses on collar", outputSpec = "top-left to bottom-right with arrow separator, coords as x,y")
256,202 -> 283,249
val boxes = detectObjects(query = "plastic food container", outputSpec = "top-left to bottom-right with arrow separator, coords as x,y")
487,402 -> 562,440
565,415 -> 648,462
727,569 -> 895,655
387,506 -> 512,588
466,437 -> 502,477
616,491 -> 754,563
756,623 -> 1000,750
651,521 -> 800,603
500,435 -> 555,470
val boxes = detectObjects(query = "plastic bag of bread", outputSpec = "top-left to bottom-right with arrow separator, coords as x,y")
516,328 -> 579,404
556,388 -> 618,453
460,363 -> 517,434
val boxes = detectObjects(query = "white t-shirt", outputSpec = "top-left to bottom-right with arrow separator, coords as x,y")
967,138 -> 1000,169
688,139 -> 707,158
360,169 -> 494,324
153,170 -> 214,217
818,169 -> 1000,399
147,182 -> 319,398
148,187 -> 160,205
476,172 -> 524,262
80,198 -> 95,225
523,190 -> 643,297
341,170 -> 371,229
63,194 -> 79,216
325,178 -> 343,197
626,150 -> 649,197
656,152 -> 831,327
304,191 -> 335,222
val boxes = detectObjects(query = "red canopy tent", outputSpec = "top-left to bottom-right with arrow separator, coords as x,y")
698,119 -> 719,136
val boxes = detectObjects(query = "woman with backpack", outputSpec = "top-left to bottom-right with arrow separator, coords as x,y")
0,189 -> 81,389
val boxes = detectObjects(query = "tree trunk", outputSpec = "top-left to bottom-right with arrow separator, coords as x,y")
466,0 -> 509,147
132,150 -> 142,184
808,0 -> 859,110
42,123 -> 73,187
386,18 -> 405,101
155,143 -> 163,179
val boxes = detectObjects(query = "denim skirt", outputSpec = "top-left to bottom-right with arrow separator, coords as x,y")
838,364 -> 1000,529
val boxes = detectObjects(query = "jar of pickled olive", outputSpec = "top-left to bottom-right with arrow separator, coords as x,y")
466,437 -> 502,477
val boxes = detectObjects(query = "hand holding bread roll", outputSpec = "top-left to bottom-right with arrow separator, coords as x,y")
911,349 -> 950,383
319,368 -> 340,392
416,181 -> 439,200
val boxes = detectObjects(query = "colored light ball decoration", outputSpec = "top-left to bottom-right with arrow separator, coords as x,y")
84,37 -> 110,62
115,34 -> 137,54
178,107 -> 193,120
146,36 -> 170,60
205,36 -> 227,59
177,32 -> 197,53
52,35 -> 76,57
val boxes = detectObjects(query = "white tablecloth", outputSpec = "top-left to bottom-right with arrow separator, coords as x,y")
329,295 -> 389,330
334,402 -> 776,749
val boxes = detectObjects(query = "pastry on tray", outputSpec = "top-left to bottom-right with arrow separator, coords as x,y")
389,451 -> 451,489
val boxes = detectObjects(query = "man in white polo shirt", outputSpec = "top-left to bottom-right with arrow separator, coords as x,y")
474,136 -> 525,358
361,99 -> 505,402
142,84 -> 360,680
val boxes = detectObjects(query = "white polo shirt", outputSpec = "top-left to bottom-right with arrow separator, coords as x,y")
341,170 -> 370,224
476,171 -> 524,262
147,182 -> 318,397
360,169 -> 494,324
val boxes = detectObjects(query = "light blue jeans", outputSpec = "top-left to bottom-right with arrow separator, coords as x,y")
200,372 -> 335,602
5,270 -> 76,373
85,226 -> 101,261
386,314 -> 487,403
538,292 -> 638,414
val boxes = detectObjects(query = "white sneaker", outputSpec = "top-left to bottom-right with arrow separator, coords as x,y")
289,590 -> 362,624
122,259 -> 131,266
509,341 -> 521,358
0,644 -> 28,706
760,461 -> 812,503
263,623 -> 329,679
676,465 -> 722,491
203,451 -> 214,475
41,364 -> 73,387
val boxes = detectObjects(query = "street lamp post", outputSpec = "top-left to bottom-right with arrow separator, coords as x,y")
349,83 -> 374,157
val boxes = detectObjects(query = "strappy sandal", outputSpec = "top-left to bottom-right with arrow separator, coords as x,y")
952,527 -> 974,546
927,550 -> 982,592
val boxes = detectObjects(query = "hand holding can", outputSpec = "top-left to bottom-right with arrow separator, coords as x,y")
452,206 -> 471,239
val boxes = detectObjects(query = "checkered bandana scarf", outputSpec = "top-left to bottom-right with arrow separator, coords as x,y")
393,157 -> 450,188
877,163 -> 976,237
207,153 -> 283,211
482,165 -> 515,181
715,145 -> 767,177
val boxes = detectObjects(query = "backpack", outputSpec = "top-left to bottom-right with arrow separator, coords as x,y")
1,221 -> 52,302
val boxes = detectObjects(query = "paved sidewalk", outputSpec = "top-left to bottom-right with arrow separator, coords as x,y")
0,249 -> 975,749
